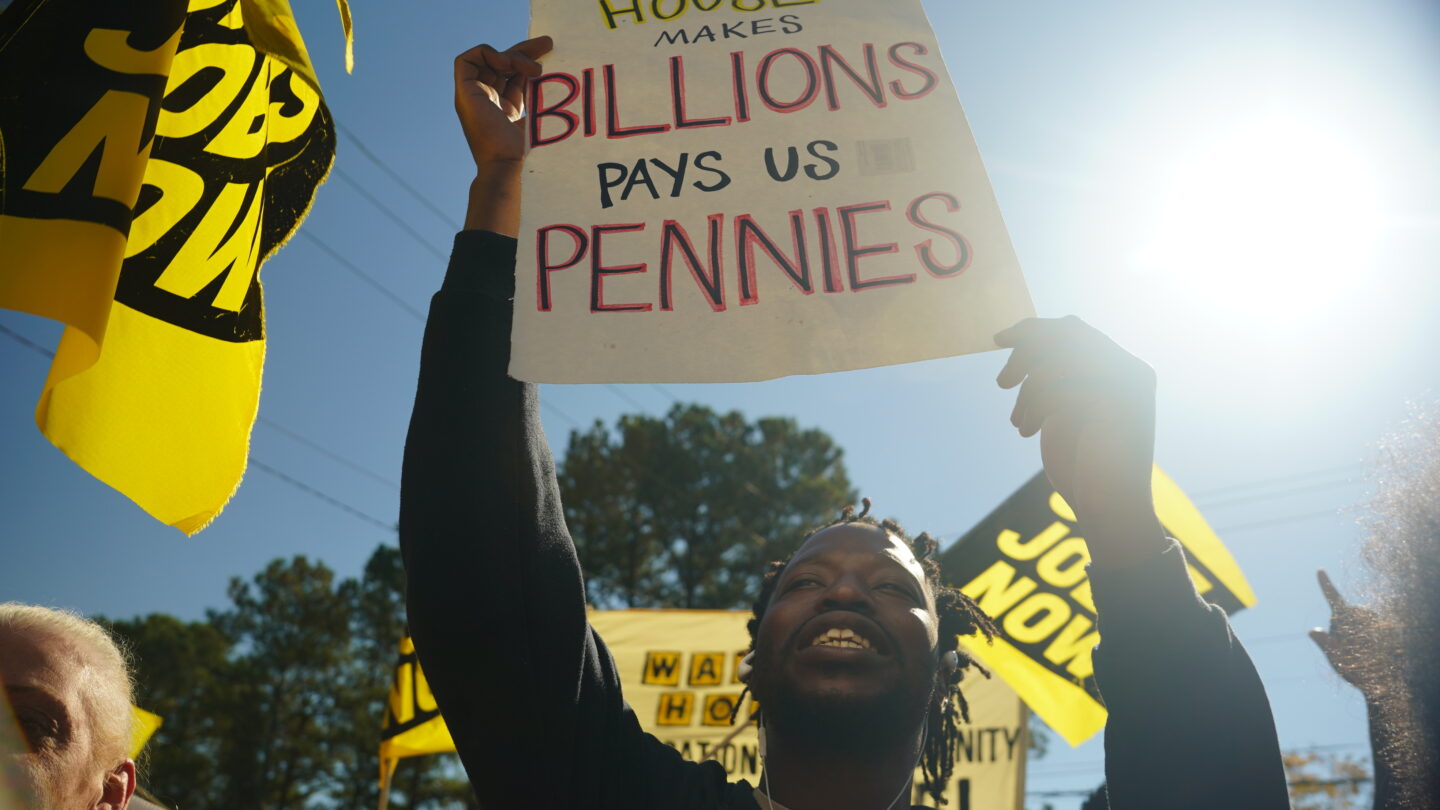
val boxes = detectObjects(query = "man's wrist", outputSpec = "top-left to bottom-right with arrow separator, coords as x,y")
1078,509 -> 1168,569
464,160 -> 525,236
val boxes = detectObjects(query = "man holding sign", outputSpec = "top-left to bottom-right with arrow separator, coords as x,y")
399,27 -> 1287,810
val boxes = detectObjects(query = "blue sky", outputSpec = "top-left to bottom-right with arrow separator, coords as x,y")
2,0 -> 1438,805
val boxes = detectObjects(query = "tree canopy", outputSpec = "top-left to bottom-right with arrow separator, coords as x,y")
105,548 -> 473,810
559,403 -> 856,609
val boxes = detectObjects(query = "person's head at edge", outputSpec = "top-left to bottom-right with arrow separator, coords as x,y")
742,500 -> 997,807
1363,410 -> 1440,801
0,603 -> 136,810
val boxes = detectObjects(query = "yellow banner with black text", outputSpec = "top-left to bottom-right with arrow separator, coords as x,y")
0,0 -> 333,533
940,466 -> 1256,746
382,610 -> 1025,808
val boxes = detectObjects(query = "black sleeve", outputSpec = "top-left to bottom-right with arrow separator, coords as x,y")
1089,540 -> 1290,810
398,231 -> 748,810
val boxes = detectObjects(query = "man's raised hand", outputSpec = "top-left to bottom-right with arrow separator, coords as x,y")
995,316 -> 1167,568
454,37 -> 552,236
454,37 -> 552,167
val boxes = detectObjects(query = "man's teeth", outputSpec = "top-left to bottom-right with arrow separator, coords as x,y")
810,627 -> 872,649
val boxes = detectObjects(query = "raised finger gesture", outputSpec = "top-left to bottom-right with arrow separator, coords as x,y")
1309,569 -> 1398,695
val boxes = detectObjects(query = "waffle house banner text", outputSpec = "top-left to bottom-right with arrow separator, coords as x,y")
512,0 -> 1034,383
383,610 -> 1025,807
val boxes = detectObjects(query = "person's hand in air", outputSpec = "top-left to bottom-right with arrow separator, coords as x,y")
453,36 -> 553,235
996,316 -> 1167,568
1310,569 -> 1400,697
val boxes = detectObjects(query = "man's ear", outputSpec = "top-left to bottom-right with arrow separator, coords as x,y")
96,758 -> 135,810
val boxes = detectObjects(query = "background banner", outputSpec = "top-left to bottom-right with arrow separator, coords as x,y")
512,0 -> 1034,383
0,0 -> 334,533
383,610 -> 1025,807
940,466 -> 1258,746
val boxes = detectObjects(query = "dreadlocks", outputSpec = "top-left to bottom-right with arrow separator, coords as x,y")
740,498 -> 999,806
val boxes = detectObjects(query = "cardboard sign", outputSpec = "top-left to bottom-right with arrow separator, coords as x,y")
939,466 -> 1258,746
512,0 -> 1034,382
383,611 -> 1026,808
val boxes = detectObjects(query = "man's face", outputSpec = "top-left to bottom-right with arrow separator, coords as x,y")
751,524 -> 940,739
0,627 -> 122,810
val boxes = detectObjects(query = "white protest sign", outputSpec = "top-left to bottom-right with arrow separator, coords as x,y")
514,0 -> 1034,383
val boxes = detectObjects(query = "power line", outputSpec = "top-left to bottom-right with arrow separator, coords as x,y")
651,384 -> 680,405
248,457 -> 396,532
331,166 -> 449,263
1190,464 -> 1364,501
606,384 -> 648,412
297,229 -> 427,321
541,394 -> 583,429
1213,508 -> 1343,534
0,321 -> 54,359
1196,477 -> 1360,510
335,122 -> 460,230
0,319 -> 404,530
256,416 -> 399,490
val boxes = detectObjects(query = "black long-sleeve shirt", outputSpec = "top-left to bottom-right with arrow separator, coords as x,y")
399,231 -> 1290,810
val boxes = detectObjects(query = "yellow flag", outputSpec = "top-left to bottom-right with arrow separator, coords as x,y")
0,0 -> 335,533
382,612 -> 1026,808
940,466 -> 1257,746
129,706 -> 164,758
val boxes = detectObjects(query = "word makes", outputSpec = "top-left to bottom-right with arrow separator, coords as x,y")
653,15 -> 803,47
598,0 -> 818,29
530,40 -> 938,147
533,191 -> 972,313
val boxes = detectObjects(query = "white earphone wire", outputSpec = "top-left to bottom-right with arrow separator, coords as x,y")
758,715 -> 927,810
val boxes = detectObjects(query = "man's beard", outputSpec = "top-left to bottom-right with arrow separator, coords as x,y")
761,674 -> 931,757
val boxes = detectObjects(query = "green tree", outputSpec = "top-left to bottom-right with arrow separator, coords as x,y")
109,546 -> 473,810
559,403 -> 856,609
103,613 -> 233,809
208,555 -> 353,809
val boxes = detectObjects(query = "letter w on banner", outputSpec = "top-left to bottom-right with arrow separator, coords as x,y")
940,466 -> 1257,746
0,0 -> 345,533
514,0 -> 1034,382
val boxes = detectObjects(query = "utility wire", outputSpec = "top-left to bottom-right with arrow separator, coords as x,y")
1212,508 -> 1343,534
294,234 -> 584,430
335,122 -> 461,230
248,457 -> 396,532
1196,476 -> 1360,510
331,166 -> 449,263
651,384 -> 680,405
0,319 -> 402,531
297,229 -> 428,321
1190,464 -> 1364,501
0,321 -> 54,359
256,416 -> 399,490
606,384 -> 649,412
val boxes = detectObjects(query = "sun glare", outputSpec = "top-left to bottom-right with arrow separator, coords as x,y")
1138,117 -> 1382,321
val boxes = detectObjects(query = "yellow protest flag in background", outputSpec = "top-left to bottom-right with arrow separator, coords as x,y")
940,465 -> 1256,746
0,0 -> 336,533
129,706 -> 164,758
